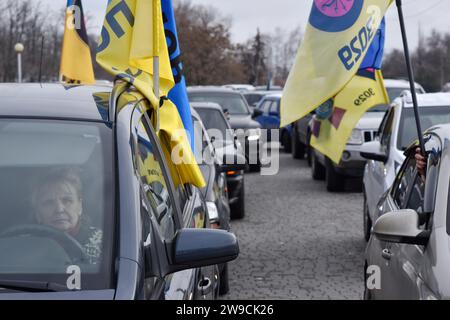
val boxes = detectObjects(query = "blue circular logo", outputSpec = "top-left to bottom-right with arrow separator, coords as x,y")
315,99 -> 334,120
309,0 -> 363,33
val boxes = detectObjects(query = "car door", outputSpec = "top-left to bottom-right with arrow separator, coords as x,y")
130,106 -> 198,300
368,155 -> 416,299
267,99 -> 280,130
387,136 -> 441,299
367,108 -> 395,218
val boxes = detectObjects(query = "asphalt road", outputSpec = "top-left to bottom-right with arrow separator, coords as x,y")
223,150 -> 367,300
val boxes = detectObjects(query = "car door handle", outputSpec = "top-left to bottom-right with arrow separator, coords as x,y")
382,248 -> 392,260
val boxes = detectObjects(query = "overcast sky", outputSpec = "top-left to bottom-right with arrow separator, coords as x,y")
42,0 -> 450,52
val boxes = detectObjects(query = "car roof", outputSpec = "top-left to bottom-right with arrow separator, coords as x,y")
187,86 -> 238,94
400,92 -> 450,108
262,93 -> 282,99
191,102 -> 223,112
0,83 -> 113,121
384,79 -> 423,89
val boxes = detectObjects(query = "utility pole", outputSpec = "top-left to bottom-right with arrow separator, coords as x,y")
14,43 -> 24,83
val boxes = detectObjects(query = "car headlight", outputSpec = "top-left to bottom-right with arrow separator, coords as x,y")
246,128 -> 261,141
206,201 -> 219,222
347,129 -> 363,145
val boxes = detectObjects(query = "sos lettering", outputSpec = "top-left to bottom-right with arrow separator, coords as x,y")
338,16 -> 376,71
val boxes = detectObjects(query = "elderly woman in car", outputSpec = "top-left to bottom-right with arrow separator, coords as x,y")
31,167 -> 102,264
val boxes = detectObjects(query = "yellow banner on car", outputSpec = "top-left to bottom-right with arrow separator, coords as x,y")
96,0 -> 205,188
60,0 -> 95,84
310,69 -> 389,164
281,0 -> 392,127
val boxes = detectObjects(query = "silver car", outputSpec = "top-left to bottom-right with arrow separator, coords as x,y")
361,93 -> 450,241
364,124 -> 450,299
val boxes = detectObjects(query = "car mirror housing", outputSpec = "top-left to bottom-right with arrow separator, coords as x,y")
360,141 -> 388,163
166,229 -> 239,275
373,209 -> 430,246
252,108 -> 263,119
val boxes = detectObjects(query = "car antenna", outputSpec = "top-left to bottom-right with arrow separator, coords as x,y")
38,36 -> 44,88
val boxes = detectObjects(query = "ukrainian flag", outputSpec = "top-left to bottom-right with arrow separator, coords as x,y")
96,0 -> 205,188
60,0 -> 95,84
281,0 -> 392,127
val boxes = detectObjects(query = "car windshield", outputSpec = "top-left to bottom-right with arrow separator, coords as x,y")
397,106 -> 450,150
387,86 -> 424,102
196,108 -> 234,144
189,93 -> 250,115
0,119 -> 114,291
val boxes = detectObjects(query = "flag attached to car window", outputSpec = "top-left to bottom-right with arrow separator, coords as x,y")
162,0 -> 194,148
280,0 -> 392,127
96,0 -> 205,188
60,0 -> 95,84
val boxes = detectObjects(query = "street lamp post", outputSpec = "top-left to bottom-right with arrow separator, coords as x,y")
14,43 -> 24,83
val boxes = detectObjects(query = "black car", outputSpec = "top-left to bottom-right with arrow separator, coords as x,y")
191,107 -> 246,295
193,102 -> 247,220
0,83 -> 239,299
291,111 -> 315,162
188,87 -> 263,172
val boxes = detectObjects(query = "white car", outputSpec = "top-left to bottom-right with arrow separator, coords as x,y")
310,79 -> 424,192
364,124 -> 450,299
361,92 -> 450,241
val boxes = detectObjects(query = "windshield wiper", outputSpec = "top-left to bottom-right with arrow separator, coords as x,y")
0,280 -> 68,292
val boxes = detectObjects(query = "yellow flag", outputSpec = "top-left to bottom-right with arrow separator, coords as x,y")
281,0 -> 392,127
60,0 -> 95,84
310,69 -> 389,163
96,0 -> 205,188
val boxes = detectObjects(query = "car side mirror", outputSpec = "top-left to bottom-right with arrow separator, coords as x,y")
219,152 -> 248,172
373,209 -> 430,245
252,108 -> 263,119
167,229 -> 239,274
360,141 -> 387,163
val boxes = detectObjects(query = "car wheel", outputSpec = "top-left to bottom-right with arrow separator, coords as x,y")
282,131 -> 292,153
230,179 -> 245,219
311,151 -> 325,180
325,160 -> 345,192
218,263 -> 230,295
291,129 -> 305,159
363,192 -> 372,242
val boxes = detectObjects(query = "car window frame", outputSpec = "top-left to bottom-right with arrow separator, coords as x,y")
130,103 -> 183,233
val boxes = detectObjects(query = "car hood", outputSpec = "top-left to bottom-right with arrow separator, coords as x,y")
355,112 -> 385,130
228,114 -> 261,130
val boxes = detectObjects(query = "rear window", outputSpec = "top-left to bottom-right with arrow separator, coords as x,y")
189,92 -> 250,115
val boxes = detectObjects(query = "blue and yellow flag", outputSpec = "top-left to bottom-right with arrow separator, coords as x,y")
310,69 -> 389,163
162,0 -> 194,148
60,0 -> 95,84
281,0 -> 392,127
96,0 -> 205,188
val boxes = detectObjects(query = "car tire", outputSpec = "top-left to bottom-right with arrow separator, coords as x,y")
311,151 -> 325,180
230,179 -> 245,219
291,129 -> 305,159
282,131 -> 292,153
325,160 -> 345,192
363,192 -> 372,242
218,263 -> 230,295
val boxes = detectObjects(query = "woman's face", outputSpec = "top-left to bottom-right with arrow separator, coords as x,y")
35,181 -> 82,232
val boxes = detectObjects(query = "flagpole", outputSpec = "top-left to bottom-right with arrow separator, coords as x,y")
396,0 -> 426,155
153,0 -> 160,133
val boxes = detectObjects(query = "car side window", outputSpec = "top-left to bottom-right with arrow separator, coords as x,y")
380,108 -> 395,150
133,116 -> 176,240
269,100 -> 279,115
261,100 -> 271,115
391,155 -> 416,209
